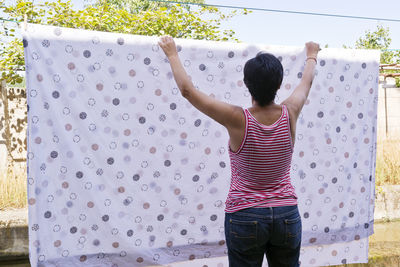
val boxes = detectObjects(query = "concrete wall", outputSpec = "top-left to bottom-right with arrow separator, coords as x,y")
374,185 -> 400,221
0,209 -> 29,261
377,77 -> 400,138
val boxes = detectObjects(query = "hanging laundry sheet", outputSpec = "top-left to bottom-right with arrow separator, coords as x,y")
23,24 -> 379,267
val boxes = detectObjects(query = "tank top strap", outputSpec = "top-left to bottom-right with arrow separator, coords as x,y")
243,108 -> 251,117
281,104 -> 288,117
244,105 -> 287,126
281,104 -> 294,150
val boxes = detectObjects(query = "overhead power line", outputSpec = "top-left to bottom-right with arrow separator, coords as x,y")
148,0 -> 400,23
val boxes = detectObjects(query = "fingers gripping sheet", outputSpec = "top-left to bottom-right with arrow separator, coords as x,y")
23,24 -> 379,267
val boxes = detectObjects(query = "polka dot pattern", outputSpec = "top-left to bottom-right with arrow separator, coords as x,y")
23,24 -> 379,266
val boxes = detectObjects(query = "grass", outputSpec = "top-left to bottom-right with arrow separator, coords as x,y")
0,163 -> 27,210
375,136 -> 400,186
0,137 -> 399,210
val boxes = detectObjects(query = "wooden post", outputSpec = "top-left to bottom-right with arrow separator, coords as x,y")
384,85 -> 388,137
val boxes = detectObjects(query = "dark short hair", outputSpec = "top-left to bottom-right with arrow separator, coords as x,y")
243,53 -> 283,106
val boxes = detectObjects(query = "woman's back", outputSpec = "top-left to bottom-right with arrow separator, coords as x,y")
225,105 -> 297,213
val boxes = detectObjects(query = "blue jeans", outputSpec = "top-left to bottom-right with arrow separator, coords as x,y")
224,205 -> 301,267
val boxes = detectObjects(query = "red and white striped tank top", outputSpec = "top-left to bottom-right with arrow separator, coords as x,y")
225,104 -> 297,213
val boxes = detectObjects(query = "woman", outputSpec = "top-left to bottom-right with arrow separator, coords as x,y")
159,36 -> 320,267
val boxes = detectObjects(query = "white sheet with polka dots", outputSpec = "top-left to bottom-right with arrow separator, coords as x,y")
23,23 -> 379,267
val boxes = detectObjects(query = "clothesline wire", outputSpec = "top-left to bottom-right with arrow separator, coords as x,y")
1,3 -> 400,51
0,17 -> 20,23
2,0 -> 400,24
149,0 -> 400,23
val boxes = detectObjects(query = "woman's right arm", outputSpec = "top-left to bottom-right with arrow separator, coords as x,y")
282,42 -> 320,122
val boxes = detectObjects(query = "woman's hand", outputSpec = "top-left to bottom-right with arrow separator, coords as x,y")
305,41 -> 320,58
158,35 -> 178,59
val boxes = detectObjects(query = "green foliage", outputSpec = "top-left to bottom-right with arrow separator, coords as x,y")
350,25 -> 400,88
85,0 -> 206,13
0,0 -> 248,85
354,25 -> 400,64
0,39 -> 24,84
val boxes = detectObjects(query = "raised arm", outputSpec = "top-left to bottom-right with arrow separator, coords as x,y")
282,42 -> 321,122
158,36 -> 244,130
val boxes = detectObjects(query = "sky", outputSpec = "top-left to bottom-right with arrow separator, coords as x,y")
68,0 -> 400,49
2,0 -> 400,49
204,0 -> 400,49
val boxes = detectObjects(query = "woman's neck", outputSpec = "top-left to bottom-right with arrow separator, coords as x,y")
251,100 -> 276,109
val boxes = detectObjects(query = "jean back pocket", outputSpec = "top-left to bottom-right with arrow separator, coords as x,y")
284,215 -> 302,249
228,218 -> 258,252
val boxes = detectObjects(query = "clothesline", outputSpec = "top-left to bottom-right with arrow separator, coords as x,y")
0,17 -> 18,23
148,0 -> 400,23
2,2 -> 400,24
1,8 -> 400,52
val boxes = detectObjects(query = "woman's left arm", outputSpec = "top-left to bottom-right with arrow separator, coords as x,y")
158,36 -> 244,130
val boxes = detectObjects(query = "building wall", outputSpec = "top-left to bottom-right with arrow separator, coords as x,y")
377,77 -> 400,138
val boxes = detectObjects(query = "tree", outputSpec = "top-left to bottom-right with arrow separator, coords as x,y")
0,0 -> 248,85
354,25 -> 400,64
85,0 -> 207,14
350,25 -> 400,87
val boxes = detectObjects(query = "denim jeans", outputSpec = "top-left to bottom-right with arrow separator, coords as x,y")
224,205 -> 301,267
